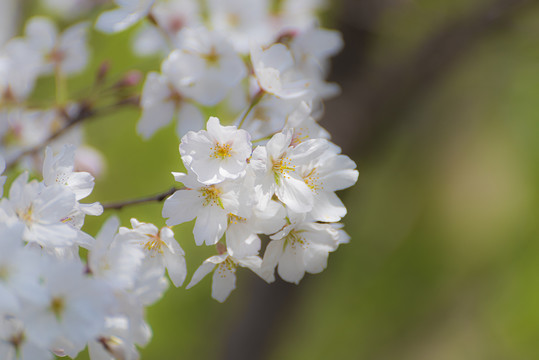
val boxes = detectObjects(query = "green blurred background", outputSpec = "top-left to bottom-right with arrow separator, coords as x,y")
19,0 -> 539,359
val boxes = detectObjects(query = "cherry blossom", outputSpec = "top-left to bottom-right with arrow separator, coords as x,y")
180,116 -> 252,185
0,0 -> 355,357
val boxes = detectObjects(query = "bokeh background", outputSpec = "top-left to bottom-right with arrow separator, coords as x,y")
13,0 -> 539,359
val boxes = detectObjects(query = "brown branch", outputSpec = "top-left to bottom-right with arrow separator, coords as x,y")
5,102 -> 95,171
4,97 -> 138,173
102,187 -> 183,211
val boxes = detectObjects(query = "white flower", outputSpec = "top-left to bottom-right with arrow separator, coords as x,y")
88,216 -> 145,291
0,223 -> 45,314
207,0 -> 273,53
261,216 -> 342,284
40,145 -> 103,250
95,0 -> 155,33
137,71 -> 204,139
186,250 -> 263,302
0,316 -> 53,360
0,107 -> 84,170
0,39 -> 41,101
290,26 -> 343,73
238,95 -> 297,141
297,143 -> 358,222
89,296 -> 151,360
250,43 -> 312,99
132,24 -> 168,57
132,0 -> 201,56
278,0 -> 325,30
24,259 -> 113,353
24,17 -> 90,75
250,130 -> 328,212
283,101 -> 330,145
4,173 -> 79,249
43,145 -> 95,201
88,330 -> 140,360
130,258 -> 169,306
180,116 -> 252,185
163,27 -> 247,106
162,172 -> 240,246
289,26 -> 344,99
225,200 -> 286,259
118,218 -> 187,287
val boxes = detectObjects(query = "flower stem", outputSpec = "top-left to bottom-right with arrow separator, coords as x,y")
237,91 -> 264,129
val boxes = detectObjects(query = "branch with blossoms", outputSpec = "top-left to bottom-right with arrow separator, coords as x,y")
5,100 -> 97,172
0,0 -> 358,359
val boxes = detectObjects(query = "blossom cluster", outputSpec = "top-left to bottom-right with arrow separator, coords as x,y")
162,116 -> 357,302
0,147 -> 186,359
0,0 -> 356,358
0,13 -> 105,175
118,0 -> 359,301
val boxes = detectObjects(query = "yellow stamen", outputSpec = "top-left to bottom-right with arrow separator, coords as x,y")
0,265 -> 9,281
199,185 -> 223,208
228,213 -> 247,225
203,47 -> 220,67
284,230 -> 307,251
303,168 -> 323,192
216,257 -> 237,278
210,142 -> 233,159
19,206 -> 33,225
50,296 -> 65,321
143,234 -> 166,254
272,157 -> 295,182
290,129 -> 309,147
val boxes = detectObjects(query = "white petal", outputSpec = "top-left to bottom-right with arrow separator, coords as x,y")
320,155 -> 358,191
211,263 -> 236,302
276,176 -> 313,213
265,130 -> 293,159
303,245 -> 330,274
260,240 -> 284,283
34,185 -> 76,222
193,206 -> 227,245
66,172 -> 95,200
164,248 -> 187,287
96,8 -> 141,33
226,225 -> 260,259
79,202 -> 104,216
162,189 -> 199,226
310,191 -> 346,222
137,101 -> 175,140
176,102 -> 204,138
29,223 -> 77,247
238,256 -> 262,270
277,243 -> 305,284
186,261 -> 215,289
25,16 -> 57,53
95,215 -> 120,247
59,22 -> 89,75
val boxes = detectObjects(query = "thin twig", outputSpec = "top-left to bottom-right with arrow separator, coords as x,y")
5,103 -> 95,171
102,187 -> 184,211
237,92 -> 265,129
5,101 -> 132,172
